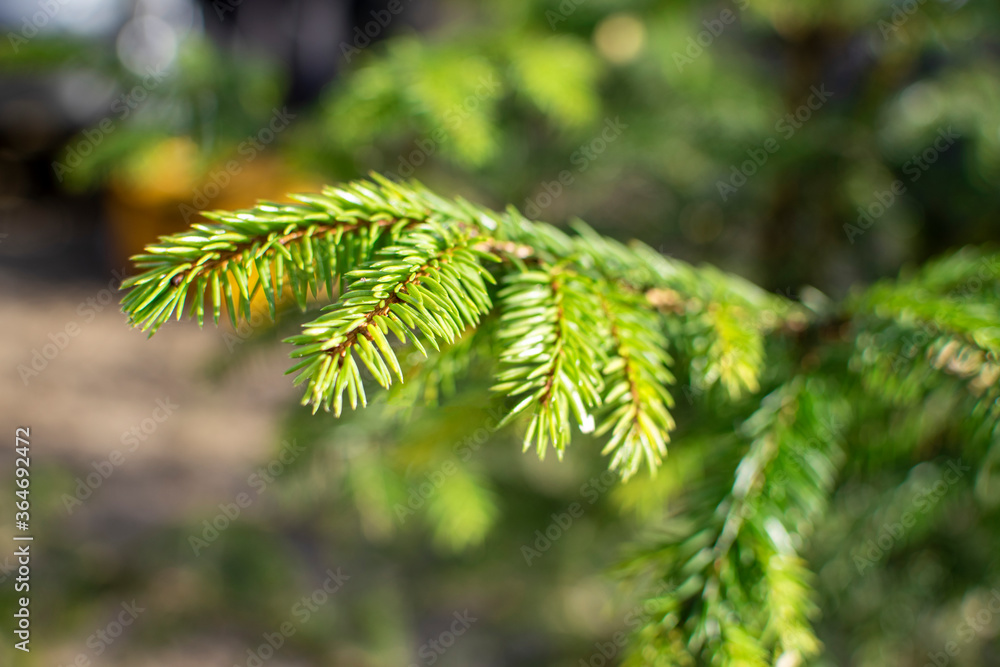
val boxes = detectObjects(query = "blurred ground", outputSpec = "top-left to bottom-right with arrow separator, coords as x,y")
0,266 -> 306,665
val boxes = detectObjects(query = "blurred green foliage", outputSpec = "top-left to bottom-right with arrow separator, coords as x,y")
4,0 -> 1000,665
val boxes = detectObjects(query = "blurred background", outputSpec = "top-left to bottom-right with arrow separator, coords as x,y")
0,0 -> 998,665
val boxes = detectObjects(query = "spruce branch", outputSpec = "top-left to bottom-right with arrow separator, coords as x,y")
623,378 -> 846,666
493,266 -> 606,459
285,222 -> 497,414
120,175 -> 808,476
694,301 -> 766,399
596,285 -> 676,480
119,176 -> 500,334
850,247 -> 1000,408
116,175 -> 1000,666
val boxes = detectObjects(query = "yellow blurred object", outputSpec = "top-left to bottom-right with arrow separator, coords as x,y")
105,136 -> 327,321
106,136 -> 324,263
113,136 -> 202,202
594,13 -> 646,65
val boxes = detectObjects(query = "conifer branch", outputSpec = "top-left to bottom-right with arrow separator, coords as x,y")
623,379 -> 846,666
285,222 -> 497,414
596,286 -> 676,480
117,175 -> 1000,666
850,248 -> 1000,407
120,176 -> 501,334
120,175 -> 815,472
493,266 -> 605,459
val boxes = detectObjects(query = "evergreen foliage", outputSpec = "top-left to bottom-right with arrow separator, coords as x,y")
121,176 -> 1000,664
121,175 -> 795,475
